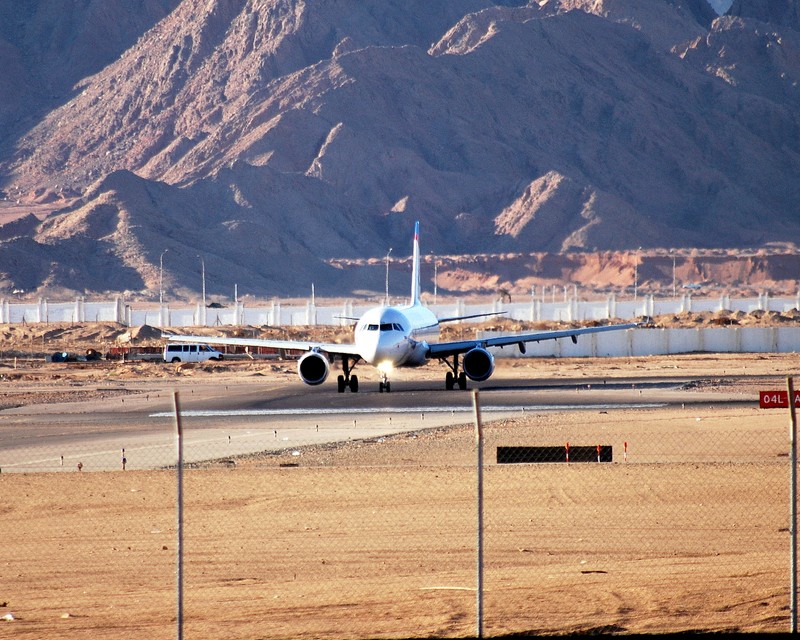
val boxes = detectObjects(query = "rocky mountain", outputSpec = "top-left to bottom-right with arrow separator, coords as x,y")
0,0 -> 798,300
0,1 -> 181,142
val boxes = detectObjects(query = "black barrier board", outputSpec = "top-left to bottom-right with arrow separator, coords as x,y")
497,445 -> 613,464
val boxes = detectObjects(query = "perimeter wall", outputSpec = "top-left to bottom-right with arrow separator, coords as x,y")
2,292 -> 799,328
482,326 -> 800,358
2,294 -> 798,357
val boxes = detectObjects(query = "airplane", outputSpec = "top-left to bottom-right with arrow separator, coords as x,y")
167,221 -> 638,393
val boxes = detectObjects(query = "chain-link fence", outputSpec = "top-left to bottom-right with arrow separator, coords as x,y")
0,389 -> 791,638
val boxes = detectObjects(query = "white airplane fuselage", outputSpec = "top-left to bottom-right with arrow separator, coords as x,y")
353,303 -> 439,368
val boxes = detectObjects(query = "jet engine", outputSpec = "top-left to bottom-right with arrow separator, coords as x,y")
297,351 -> 330,386
462,346 -> 495,382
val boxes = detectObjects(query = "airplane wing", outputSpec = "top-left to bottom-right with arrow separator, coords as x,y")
165,334 -> 363,358
437,311 -> 508,323
426,322 -> 639,358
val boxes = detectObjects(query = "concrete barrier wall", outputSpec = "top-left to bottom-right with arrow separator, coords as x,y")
0,294 -> 791,327
483,326 -> 800,358
1,293 -> 797,355
1,293 -> 798,331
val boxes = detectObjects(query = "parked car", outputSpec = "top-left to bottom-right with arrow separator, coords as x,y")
163,343 -> 223,363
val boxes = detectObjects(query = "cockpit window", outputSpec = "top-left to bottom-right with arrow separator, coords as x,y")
363,322 -> 404,332
379,323 -> 406,332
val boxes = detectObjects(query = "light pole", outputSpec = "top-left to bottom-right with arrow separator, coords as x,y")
201,258 -> 206,309
384,247 -> 392,305
670,249 -> 676,298
159,249 -> 168,306
197,255 -> 206,323
433,257 -> 438,305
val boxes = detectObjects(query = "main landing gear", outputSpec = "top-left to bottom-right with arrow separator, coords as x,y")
443,354 -> 467,391
379,373 -> 391,393
337,356 -> 360,393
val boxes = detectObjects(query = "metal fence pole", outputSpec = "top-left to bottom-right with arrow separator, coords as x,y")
173,391 -> 184,640
472,389 -> 484,639
788,377 -> 797,633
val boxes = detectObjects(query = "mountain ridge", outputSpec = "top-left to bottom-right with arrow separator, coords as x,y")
0,0 -> 798,299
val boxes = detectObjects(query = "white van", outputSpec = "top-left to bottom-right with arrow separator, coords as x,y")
163,343 -> 224,363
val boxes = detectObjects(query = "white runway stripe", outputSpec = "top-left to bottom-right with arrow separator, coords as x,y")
150,403 -> 664,418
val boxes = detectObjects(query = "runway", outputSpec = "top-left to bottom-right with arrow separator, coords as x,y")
0,374 -> 749,473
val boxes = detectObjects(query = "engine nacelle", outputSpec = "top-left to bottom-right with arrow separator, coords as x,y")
462,346 -> 495,382
297,351 -> 330,386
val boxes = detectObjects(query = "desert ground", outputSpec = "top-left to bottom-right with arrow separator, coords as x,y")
0,320 -> 799,638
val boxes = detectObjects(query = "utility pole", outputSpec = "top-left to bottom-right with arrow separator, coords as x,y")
433,257 -> 438,305
201,258 -> 206,309
197,255 -> 206,325
671,249 -> 676,298
385,247 -> 392,305
159,249 -> 168,306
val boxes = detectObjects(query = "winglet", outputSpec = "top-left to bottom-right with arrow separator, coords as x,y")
410,220 -> 421,305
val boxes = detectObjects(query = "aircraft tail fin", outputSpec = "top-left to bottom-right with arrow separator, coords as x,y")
410,220 -> 421,306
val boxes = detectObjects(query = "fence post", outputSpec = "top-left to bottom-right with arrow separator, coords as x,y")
472,389 -> 484,639
173,391 -> 184,640
788,377 -> 798,632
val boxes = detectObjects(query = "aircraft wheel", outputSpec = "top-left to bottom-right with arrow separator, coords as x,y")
458,372 -> 467,390
445,371 -> 454,391
379,382 -> 385,393
385,381 -> 391,393
337,375 -> 346,393
350,375 -> 359,393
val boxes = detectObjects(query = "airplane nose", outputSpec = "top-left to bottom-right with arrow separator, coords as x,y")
359,335 -> 380,364
374,333 -> 403,365
355,310 -> 408,365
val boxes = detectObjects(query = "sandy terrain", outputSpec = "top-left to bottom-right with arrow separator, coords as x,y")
0,325 -> 799,638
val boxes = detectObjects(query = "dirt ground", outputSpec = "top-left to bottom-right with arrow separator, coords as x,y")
0,325 -> 799,638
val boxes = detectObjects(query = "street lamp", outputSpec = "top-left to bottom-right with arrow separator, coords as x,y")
433,257 -> 438,305
384,247 -> 392,305
159,249 -> 168,306
670,249 -> 676,298
197,255 -> 206,322
201,258 -> 206,308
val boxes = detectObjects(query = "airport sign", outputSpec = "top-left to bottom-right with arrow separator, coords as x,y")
759,390 -> 800,409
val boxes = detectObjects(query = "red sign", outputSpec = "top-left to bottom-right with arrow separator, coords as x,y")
759,390 -> 800,409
